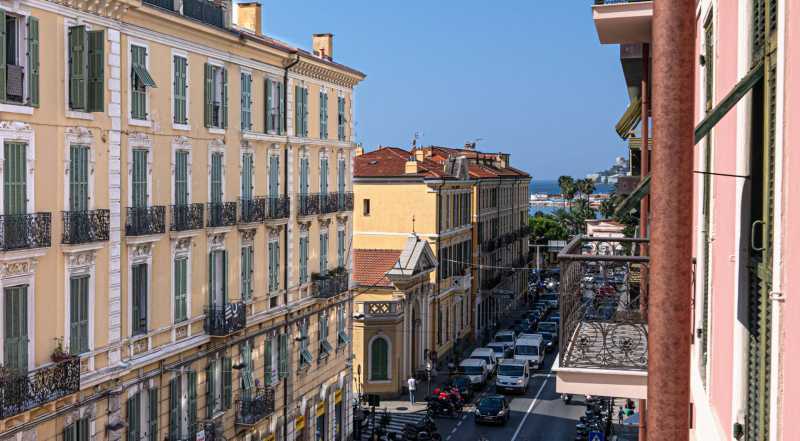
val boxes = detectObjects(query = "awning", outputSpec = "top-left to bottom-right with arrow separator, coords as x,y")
614,174 -> 650,217
628,137 -> 652,151
132,64 -> 157,88
615,96 -> 642,139
695,61 -> 764,144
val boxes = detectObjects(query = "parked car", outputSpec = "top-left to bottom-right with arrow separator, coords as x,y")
495,358 -> 530,394
514,335 -> 545,369
487,342 -> 513,359
474,395 -> 511,425
469,348 -> 498,376
493,330 -> 517,352
459,358 -> 489,388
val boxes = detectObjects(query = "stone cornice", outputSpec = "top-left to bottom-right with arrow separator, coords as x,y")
291,59 -> 364,89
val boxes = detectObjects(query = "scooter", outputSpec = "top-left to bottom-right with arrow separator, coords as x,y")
561,393 -> 573,404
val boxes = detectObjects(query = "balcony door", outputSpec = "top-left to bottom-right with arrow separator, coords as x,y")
4,142 -> 27,248
4,285 -> 28,372
208,250 -> 227,307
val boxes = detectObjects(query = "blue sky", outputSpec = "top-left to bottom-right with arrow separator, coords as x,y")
262,0 -> 629,180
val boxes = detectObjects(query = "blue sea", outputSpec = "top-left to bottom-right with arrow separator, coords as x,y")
528,180 -> 613,216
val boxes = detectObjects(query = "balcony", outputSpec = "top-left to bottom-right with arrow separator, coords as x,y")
142,0 -> 174,10
265,196 -> 290,220
320,192 -> 354,214
592,0 -> 652,44
126,206 -> 166,237
311,270 -> 349,299
206,202 -> 237,228
554,236 -> 649,400
171,203 -> 204,232
357,301 -> 404,320
0,357 -> 80,419
298,194 -> 320,217
480,238 -> 499,253
0,213 -> 51,251
62,210 -> 110,245
239,197 -> 265,224
235,387 -> 275,427
181,0 -> 225,29
204,302 -> 246,337
337,192 -> 354,212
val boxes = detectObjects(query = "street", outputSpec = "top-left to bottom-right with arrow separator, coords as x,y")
430,352 -> 585,441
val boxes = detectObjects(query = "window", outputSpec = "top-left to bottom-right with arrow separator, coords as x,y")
132,263 -> 148,335
336,304 -> 349,347
278,333 -> 288,379
370,337 -> 388,381
5,142 -> 26,216
265,78 -> 284,134
175,150 -> 189,205
67,25 -> 102,111
320,156 -> 328,194
0,13 -> 39,106
204,63 -> 228,129
241,245 -> 253,301
205,356 -> 231,418
437,306 -> 442,345
319,233 -> 328,275
69,145 -> 89,211
299,155 -> 309,196
4,285 -> 28,372
319,91 -> 328,139
174,257 -> 188,323
269,240 -> 280,294
299,320 -> 312,368
268,154 -> 280,197
241,72 -> 252,131
131,44 -> 155,120
69,275 -> 90,355
363,199 -> 370,216
208,250 -> 227,306
299,236 -> 309,284
242,152 -> 253,201
337,96 -> 346,141
264,337 -> 273,385
319,312 -> 332,358
148,388 -> 158,441
169,371 -> 197,441
132,148 -> 148,208
240,340 -> 254,400
63,417 -> 89,441
173,55 -> 188,124
337,229 -> 345,268
295,85 -> 308,137
210,152 -> 223,203
126,392 -> 141,441
337,157 -> 345,195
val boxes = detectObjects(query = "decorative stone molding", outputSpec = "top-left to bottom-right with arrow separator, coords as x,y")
208,233 -> 226,251
173,135 -> 192,150
240,228 -> 257,245
290,59 -> 361,88
0,258 -> 38,279
129,244 -> 153,264
66,251 -> 96,271
174,237 -> 192,255
128,132 -> 152,148
266,225 -> 283,239
297,221 -> 311,237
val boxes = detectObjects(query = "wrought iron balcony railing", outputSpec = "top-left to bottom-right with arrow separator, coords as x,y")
0,356 -> 80,419
62,210 -> 110,244
206,202 -> 238,228
143,0 -> 174,10
480,238 -> 499,253
265,196 -> 290,220
204,302 -> 246,337
182,0 -> 225,28
338,191 -> 354,211
171,203 -> 204,232
298,194 -> 320,217
559,236 -> 649,371
0,213 -> 51,251
235,387 -> 275,427
319,193 -> 338,214
312,270 -> 349,299
126,206 -> 166,236
239,197 -> 265,224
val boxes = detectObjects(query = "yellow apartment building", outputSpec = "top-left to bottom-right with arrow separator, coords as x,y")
0,2 -> 364,441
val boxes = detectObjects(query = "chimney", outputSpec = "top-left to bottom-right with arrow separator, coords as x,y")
405,160 -> 418,174
235,2 -> 262,34
414,149 -> 425,162
313,33 -> 334,60
354,147 -> 364,156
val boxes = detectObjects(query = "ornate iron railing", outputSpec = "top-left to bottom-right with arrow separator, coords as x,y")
171,203 -> 204,231
298,194 -> 320,217
0,213 -> 51,251
265,196 -> 290,220
360,301 -> 403,318
62,210 -> 109,244
143,0 -> 174,10
204,302 -> 246,336
558,236 -> 649,371
312,270 -> 349,299
182,0 -> 224,28
235,387 -> 275,426
480,238 -> 499,253
126,206 -> 166,236
319,193 -> 339,214
338,191 -> 354,211
239,197 -> 265,224
0,357 -> 80,419
206,202 -> 238,228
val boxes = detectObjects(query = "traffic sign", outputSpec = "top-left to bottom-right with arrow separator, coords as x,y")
588,431 -> 605,441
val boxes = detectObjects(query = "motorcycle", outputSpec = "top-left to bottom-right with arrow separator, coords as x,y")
561,393 -> 572,404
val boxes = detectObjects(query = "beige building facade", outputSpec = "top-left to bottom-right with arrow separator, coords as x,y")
0,2 -> 363,441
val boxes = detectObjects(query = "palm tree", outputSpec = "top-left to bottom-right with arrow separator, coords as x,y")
577,179 -> 596,201
599,198 -> 616,219
558,176 -> 576,207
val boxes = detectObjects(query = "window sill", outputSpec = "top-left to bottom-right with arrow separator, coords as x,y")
173,123 -> 191,131
66,110 -> 95,121
128,118 -> 152,128
0,103 -> 34,115
208,127 -> 226,135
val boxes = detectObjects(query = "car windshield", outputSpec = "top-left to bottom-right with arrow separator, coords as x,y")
478,398 -> 503,411
474,355 -> 492,364
489,346 -> 505,354
515,345 -> 539,356
538,323 -> 556,332
462,365 -> 483,375
453,378 -> 470,388
498,365 -> 525,377
495,334 -> 514,343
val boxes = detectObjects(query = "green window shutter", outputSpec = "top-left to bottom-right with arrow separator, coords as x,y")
300,157 -> 308,195
302,88 -> 309,137
87,30 -> 103,112
70,145 -> 89,211
320,233 -> 328,274
319,92 -> 326,139
320,158 -> 328,194
130,45 -> 148,119
279,333 -> 288,378
265,79 -> 273,133
0,11 -> 5,101
174,57 -> 187,124
204,63 -> 212,127
221,250 -> 228,303
174,258 -> 187,322
205,361 -> 215,418
168,376 -> 181,441
127,393 -> 141,441
265,338 -> 273,385
64,423 -> 75,441
269,155 -> 279,197
278,81 -> 285,134
222,356 -> 232,409
221,68 -> 228,128
338,158 -> 345,194
26,17 -> 39,107
132,149 -> 148,208
210,152 -> 223,203
208,251 -> 215,307
175,150 -> 188,206
242,153 -> 253,200
148,388 -> 158,441
241,246 -> 252,300
69,275 -> 89,354
4,142 -> 27,215
338,230 -> 345,268
295,85 -> 302,136
241,73 -> 251,131
187,370 -> 197,437
68,26 -> 87,111
4,286 -> 28,372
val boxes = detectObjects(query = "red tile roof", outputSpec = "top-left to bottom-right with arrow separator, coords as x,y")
354,147 -> 448,179
353,249 -> 402,287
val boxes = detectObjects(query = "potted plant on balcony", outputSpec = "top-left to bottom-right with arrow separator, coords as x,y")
51,337 -> 73,363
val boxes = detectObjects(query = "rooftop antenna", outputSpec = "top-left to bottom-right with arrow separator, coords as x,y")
412,131 -> 424,148
412,214 -> 416,234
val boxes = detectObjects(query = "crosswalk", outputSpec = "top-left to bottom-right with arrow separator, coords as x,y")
357,411 -> 428,441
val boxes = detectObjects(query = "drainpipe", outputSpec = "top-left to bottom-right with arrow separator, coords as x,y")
282,52 -> 300,441
434,183 -> 442,365
639,42 -> 650,441
648,2 -> 694,441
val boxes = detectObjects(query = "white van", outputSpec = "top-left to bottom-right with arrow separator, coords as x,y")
469,348 -> 498,375
514,335 -> 545,369
495,358 -> 530,394
460,358 -> 489,387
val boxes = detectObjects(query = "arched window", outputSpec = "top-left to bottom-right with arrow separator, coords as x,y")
370,337 -> 389,381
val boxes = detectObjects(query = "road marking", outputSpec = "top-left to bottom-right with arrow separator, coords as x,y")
450,428 -> 458,434
446,436 -> 451,441
462,414 -> 468,421
509,374 -> 550,441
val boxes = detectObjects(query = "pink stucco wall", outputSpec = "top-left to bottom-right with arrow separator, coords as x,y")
779,1 -> 800,437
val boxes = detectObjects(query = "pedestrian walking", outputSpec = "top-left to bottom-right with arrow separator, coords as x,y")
618,406 -> 625,425
407,376 -> 417,405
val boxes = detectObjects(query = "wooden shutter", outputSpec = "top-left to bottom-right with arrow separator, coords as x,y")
300,157 -> 309,195
295,85 -> 302,136
210,152 -> 222,203
27,17 -> 39,107
241,246 -> 252,300
320,92 -> 327,139
279,333 -> 288,378
264,338 -> 273,385
242,153 -> 253,200
205,361 -> 215,418
269,155 -> 279,197
222,356 -> 232,409
127,393 -> 141,441
241,73 -> 251,131
148,388 -> 158,441
168,376 -> 180,441
208,251 -> 216,307
132,264 -> 148,334
69,275 -> 89,354
68,26 -> 86,110
4,142 -> 27,215
187,370 -> 197,437
203,63 -> 212,127
175,150 -> 188,206
278,81 -> 285,134
302,87 -> 309,137
87,30 -> 103,112
265,78 -> 273,132
0,11 -> 5,101
132,149 -> 148,208
338,158 -> 345,194
174,258 -> 187,322
173,57 -> 187,124
4,286 -> 28,372
221,250 -> 228,304
221,68 -> 228,128
70,145 -> 89,211
320,158 -> 328,195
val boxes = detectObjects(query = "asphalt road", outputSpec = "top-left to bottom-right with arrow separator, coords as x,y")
430,352 -> 585,441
